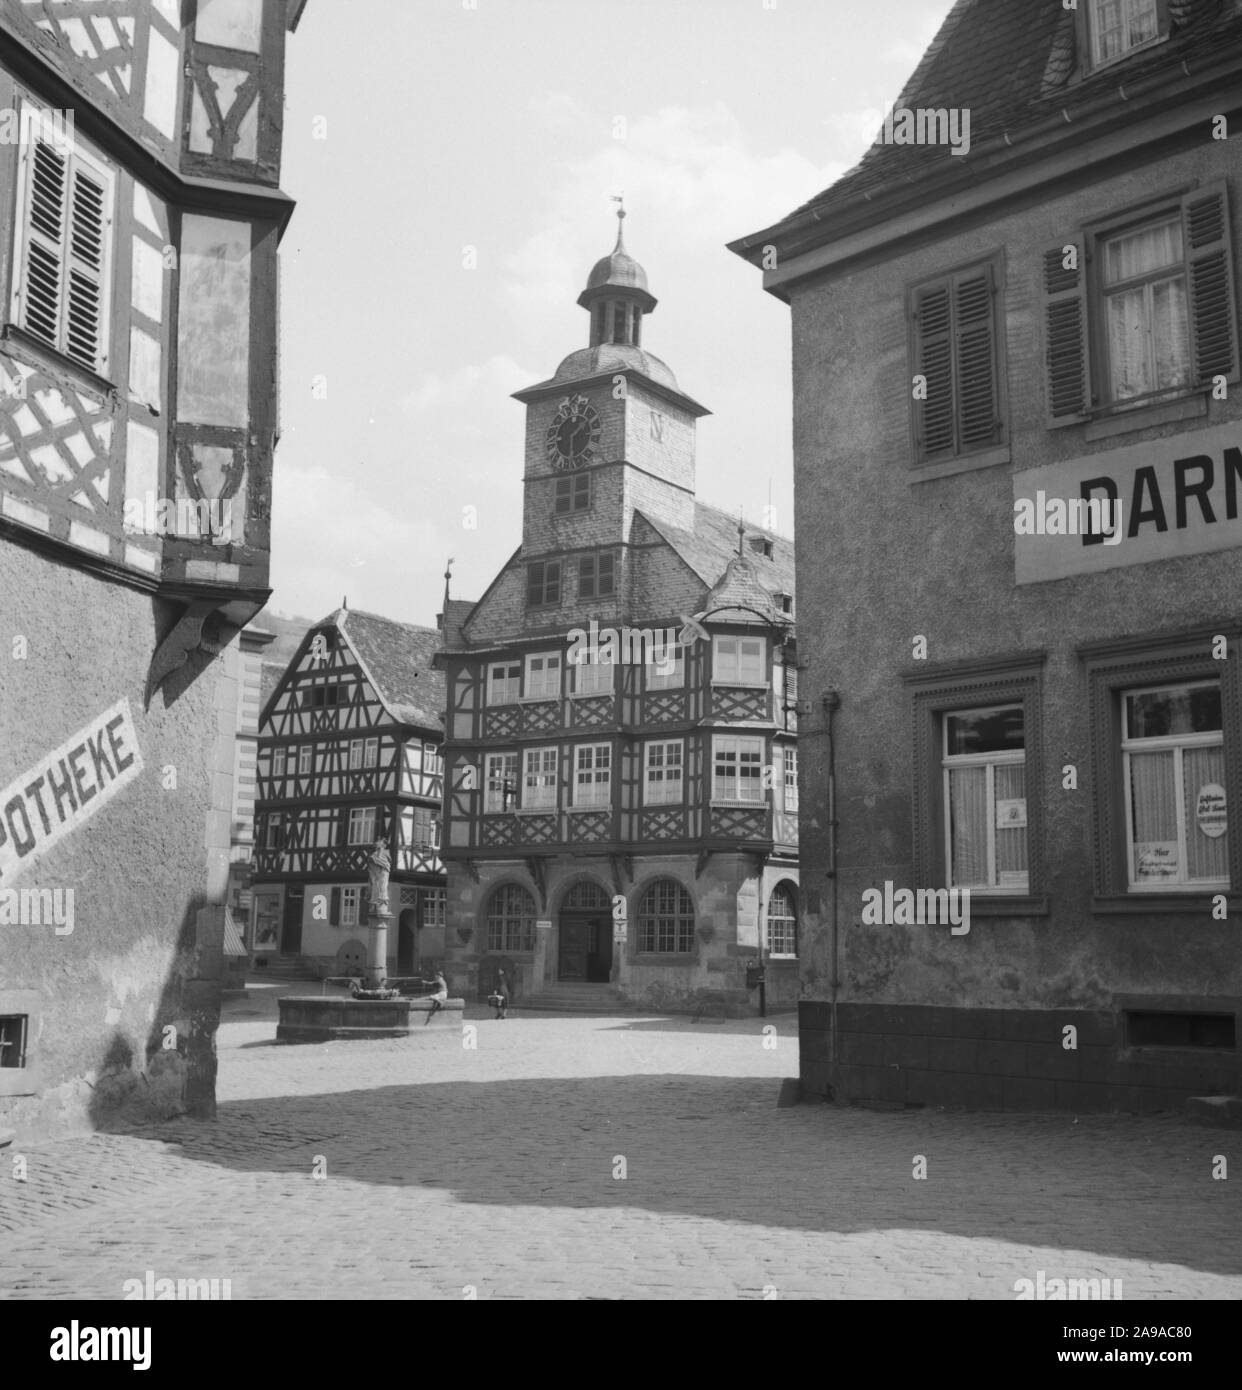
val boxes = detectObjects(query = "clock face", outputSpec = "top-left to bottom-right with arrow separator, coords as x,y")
546,394 -> 601,470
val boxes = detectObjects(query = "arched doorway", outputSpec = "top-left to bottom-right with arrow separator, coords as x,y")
558,880 -> 612,982
397,907 -> 418,974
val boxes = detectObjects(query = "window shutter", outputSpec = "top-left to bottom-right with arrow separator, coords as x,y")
359,886 -> 370,920
329,887 -> 341,926
1043,240 -> 1092,424
66,164 -> 107,372
914,283 -> 955,457
19,138 -> 69,351
954,268 -> 1000,449
1183,182 -> 1239,387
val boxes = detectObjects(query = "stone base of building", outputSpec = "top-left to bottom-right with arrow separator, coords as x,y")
800,1002 -> 1242,1114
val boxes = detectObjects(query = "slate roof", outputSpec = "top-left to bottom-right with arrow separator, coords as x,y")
744,0 -> 1241,239
640,500 -> 795,613
313,608 -> 446,730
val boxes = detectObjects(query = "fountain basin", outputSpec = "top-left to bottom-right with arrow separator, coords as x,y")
276,995 -> 465,1043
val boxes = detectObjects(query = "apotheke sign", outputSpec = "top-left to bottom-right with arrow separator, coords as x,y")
1014,423 -> 1242,584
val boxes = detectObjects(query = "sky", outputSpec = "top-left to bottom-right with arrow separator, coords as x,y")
270,0 -> 957,629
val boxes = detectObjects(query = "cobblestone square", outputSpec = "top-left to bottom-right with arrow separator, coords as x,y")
0,988 -> 1238,1301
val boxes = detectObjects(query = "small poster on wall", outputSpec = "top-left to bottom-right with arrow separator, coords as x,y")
995,798 -> 1027,830
1135,843 -> 1180,882
1195,783 -> 1227,839
252,894 -> 281,953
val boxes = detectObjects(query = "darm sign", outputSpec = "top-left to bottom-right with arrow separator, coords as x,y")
1013,423 -> 1242,584
0,699 -> 143,883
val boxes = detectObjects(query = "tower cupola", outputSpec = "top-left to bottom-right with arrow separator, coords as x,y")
577,205 -> 657,349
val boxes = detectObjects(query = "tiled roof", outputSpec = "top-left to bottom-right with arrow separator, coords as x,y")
315,608 -> 446,730
771,0 -> 1240,228
640,500 -> 795,608
439,599 -> 476,649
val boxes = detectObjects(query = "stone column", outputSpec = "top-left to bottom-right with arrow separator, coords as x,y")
365,898 -> 390,990
533,918 -> 552,991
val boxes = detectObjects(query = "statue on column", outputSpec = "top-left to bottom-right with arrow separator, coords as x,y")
366,836 -> 391,915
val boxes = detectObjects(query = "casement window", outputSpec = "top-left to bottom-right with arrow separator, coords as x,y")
1045,184 -> 1239,423
422,887 -> 446,929
1088,0 -> 1161,66
0,1015 -> 28,1070
645,645 -> 684,691
1122,681 -> 1227,891
298,745 -> 312,776
272,748 -> 287,778
305,685 -> 342,710
423,742 -> 442,777
523,746 -> 558,810
909,259 -> 1005,465
714,636 -> 765,686
555,474 -> 591,514
713,735 -> 765,804
578,552 -> 615,599
524,652 -> 562,700
485,752 -> 518,813
637,879 -> 695,954
347,807 -> 376,846
644,740 -> 684,806
487,883 -> 536,952
782,746 -> 799,813
527,559 -> 562,607
766,884 -> 798,957
942,705 -> 1030,894
340,887 -> 360,927
363,738 -> 379,769
11,104 -> 115,376
487,661 -> 521,706
265,813 -> 285,851
573,743 -> 612,808
348,739 -> 364,770
572,650 -> 615,696
411,806 -> 441,850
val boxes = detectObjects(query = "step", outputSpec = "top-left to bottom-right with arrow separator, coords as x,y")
1186,1095 -> 1242,1128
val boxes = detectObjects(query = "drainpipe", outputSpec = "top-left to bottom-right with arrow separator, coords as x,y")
822,691 -> 841,1099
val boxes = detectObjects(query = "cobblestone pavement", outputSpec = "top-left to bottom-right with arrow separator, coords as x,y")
0,984 -> 1238,1300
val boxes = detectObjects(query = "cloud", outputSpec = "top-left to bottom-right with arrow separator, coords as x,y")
401,355 -> 531,418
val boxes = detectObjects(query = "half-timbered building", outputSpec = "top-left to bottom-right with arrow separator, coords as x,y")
0,0 -> 307,1140
437,216 -> 800,1014
252,607 -> 447,978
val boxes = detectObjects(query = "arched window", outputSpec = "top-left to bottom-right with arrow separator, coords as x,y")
767,883 -> 798,957
562,881 -> 610,911
611,300 -> 629,345
487,884 -> 536,953
637,880 -> 695,953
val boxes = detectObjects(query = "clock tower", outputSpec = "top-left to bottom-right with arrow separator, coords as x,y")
513,209 -> 710,592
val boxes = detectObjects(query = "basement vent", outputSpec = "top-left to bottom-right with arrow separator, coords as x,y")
1126,1011 -> 1236,1050
0,1016 -> 28,1069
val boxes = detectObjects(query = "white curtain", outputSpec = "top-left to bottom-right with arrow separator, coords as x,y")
949,766 -> 988,886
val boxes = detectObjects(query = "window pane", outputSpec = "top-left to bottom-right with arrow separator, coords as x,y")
1127,685 -> 1221,738
1129,749 -> 1180,881
1183,745 -> 1229,882
948,765 -> 989,886
1104,220 -> 1181,284
946,706 -> 1024,755
994,762 -> 1028,886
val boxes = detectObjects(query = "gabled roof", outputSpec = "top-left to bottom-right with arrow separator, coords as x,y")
733,0 -> 1242,257
314,608 -> 445,729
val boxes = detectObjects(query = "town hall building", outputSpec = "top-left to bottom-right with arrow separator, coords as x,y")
437,214 -> 800,1014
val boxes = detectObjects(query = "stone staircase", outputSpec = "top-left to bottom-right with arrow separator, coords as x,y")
249,956 -> 322,985
516,982 -> 632,1015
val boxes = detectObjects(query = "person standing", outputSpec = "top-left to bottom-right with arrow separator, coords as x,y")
492,969 -> 509,1020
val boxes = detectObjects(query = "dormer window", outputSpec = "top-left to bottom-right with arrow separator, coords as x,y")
1088,0 -> 1161,66
775,592 -> 794,616
748,536 -> 774,560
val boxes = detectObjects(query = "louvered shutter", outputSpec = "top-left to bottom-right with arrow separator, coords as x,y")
954,268 -> 1001,449
18,137 -> 69,352
65,163 -> 108,372
1183,182 -> 1240,388
914,283 -> 955,457
330,887 -> 341,926
1043,240 -> 1092,425
359,887 -> 370,921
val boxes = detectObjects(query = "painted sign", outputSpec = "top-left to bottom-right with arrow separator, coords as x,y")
1013,423 -> 1242,584
0,699 -> 143,884
996,798 -> 1027,830
1196,783 -> 1227,839
1135,843 -> 1180,882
